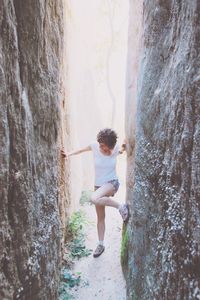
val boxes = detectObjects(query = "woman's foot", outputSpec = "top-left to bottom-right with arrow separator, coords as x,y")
93,244 -> 105,258
119,204 -> 129,222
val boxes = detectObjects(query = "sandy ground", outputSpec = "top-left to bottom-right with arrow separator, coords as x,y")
71,159 -> 127,300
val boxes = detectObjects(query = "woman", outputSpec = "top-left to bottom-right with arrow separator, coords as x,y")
61,128 -> 129,258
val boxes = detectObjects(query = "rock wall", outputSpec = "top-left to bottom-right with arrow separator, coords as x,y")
125,1 -> 200,299
125,0 -> 143,215
0,1 -> 65,299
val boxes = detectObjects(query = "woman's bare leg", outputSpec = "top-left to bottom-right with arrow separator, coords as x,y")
95,205 -> 105,241
91,183 -> 119,208
91,183 -> 118,245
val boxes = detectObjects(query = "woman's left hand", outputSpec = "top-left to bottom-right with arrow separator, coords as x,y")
119,142 -> 126,154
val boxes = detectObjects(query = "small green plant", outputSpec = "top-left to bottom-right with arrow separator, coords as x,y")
64,210 -> 92,262
67,211 -> 92,260
67,210 -> 87,238
59,268 -> 81,299
62,268 -> 81,287
79,190 -> 93,205
68,237 -> 92,259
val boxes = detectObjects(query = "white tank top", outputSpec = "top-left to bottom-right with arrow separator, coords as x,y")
90,142 -> 119,186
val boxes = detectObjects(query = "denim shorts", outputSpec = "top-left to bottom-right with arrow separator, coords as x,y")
94,179 -> 120,194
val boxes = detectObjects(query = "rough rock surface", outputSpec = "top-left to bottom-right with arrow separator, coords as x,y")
125,1 -> 200,299
0,1 -> 64,299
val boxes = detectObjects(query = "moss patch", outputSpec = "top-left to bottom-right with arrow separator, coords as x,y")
120,225 -> 128,267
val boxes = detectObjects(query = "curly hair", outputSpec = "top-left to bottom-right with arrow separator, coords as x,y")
97,128 -> 118,149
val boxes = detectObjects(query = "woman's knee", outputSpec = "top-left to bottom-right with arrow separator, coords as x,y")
90,193 -> 99,205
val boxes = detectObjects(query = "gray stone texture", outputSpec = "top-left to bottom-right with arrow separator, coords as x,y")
0,1 -> 64,299
125,0 -> 200,299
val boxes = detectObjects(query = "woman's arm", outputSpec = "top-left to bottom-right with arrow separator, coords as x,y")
61,145 -> 92,159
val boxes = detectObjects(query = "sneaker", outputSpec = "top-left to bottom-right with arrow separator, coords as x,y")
93,244 -> 105,258
119,204 -> 129,222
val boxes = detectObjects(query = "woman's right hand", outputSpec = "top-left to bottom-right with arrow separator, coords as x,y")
61,149 -> 69,159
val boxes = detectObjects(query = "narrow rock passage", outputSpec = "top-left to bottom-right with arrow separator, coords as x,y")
71,158 -> 126,300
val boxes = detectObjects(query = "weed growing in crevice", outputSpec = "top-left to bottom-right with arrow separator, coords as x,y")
59,210 -> 92,299
64,210 -> 92,263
